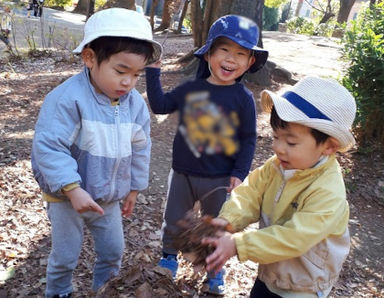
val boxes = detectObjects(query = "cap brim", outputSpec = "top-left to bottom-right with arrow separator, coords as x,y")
261,90 -> 355,152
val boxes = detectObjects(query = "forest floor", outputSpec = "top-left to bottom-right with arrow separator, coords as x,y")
0,33 -> 383,297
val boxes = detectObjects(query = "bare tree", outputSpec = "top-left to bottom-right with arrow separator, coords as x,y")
304,0 -> 335,24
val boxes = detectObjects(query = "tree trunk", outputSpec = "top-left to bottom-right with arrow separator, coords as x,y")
154,0 -> 175,32
176,0 -> 189,33
191,0 -> 203,47
318,0 -> 335,24
149,0 -> 160,29
103,0 -> 136,9
73,0 -> 88,14
295,0 -> 303,16
337,0 -> 356,23
87,0 -> 95,19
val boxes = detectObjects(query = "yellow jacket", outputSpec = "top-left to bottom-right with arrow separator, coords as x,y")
219,154 -> 350,292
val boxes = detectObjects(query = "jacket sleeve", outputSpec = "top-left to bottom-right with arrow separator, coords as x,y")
230,89 -> 256,181
130,97 -> 151,191
145,67 -> 179,114
219,159 -> 272,230
233,169 -> 349,264
32,91 -> 82,193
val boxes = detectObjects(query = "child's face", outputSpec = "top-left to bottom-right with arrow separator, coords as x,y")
204,38 -> 255,85
82,49 -> 146,100
272,122 -> 333,170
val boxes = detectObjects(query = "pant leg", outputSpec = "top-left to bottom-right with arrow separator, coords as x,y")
161,170 -> 197,255
250,278 -> 283,298
86,201 -> 124,291
197,176 -> 229,217
45,201 -> 84,298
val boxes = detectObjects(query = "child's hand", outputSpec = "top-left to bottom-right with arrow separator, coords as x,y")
146,59 -> 161,69
227,176 -> 242,192
64,187 -> 104,215
122,190 -> 138,217
202,231 -> 237,274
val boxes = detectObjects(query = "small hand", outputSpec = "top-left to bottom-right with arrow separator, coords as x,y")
122,190 -> 138,217
227,176 -> 242,192
64,187 -> 104,215
202,231 -> 237,274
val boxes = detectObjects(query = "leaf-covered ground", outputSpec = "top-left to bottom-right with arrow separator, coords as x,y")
0,35 -> 383,297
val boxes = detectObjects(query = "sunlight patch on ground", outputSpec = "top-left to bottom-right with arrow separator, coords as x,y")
154,114 -> 169,124
2,130 -> 34,139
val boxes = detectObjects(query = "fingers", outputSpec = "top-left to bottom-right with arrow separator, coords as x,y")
122,203 -> 133,217
89,201 -> 104,215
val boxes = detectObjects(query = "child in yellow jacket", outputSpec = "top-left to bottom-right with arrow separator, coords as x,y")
203,76 -> 356,298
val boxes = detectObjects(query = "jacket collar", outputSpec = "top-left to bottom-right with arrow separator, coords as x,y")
273,155 -> 334,181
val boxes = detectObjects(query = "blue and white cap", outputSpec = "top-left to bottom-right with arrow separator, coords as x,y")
194,15 -> 268,73
261,76 -> 357,152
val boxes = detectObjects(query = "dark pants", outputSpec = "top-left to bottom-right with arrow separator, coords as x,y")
161,170 -> 229,255
250,278 -> 282,298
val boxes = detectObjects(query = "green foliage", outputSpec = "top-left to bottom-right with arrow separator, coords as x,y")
286,17 -> 315,35
286,16 -> 337,37
44,0 -> 72,8
265,0 -> 288,8
263,6 -> 279,31
341,2 -> 384,144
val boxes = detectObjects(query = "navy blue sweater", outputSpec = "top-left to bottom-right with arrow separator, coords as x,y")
145,67 -> 256,181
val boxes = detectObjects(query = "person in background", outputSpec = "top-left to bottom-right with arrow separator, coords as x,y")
31,8 -> 162,298
0,6 -> 12,49
145,14 -> 268,295
203,76 -> 356,298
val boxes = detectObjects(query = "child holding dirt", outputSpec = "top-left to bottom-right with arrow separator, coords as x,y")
202,76 -> 356,298
145,14 -> 268,294
31,8 -> 162,298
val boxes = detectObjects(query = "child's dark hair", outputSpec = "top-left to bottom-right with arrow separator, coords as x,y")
270,106 -> 329,144
88,36 -> 154,65
210,37 -> 254,57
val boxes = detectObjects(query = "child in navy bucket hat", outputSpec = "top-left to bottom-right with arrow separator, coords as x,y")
32,8 -> 162,297
202,76 -> 356,297
145,14 -> 268,295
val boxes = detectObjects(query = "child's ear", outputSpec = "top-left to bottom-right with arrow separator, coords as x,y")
203,52 -> 209,62
247,56 -> 256,70
322,137 -> 340,155
81,48 -> 96,69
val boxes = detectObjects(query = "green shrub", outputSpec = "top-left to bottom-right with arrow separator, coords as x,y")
263,6 -> 279,31
44,0 -> 72,8
341,2 -> 384,145
286,17 -> 315,35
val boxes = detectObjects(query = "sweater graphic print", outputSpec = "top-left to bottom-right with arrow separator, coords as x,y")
179,91 -> 239,158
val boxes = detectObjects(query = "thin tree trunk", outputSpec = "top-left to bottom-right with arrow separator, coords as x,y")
176,0 -> 189,33
337,0 -> 355,23
149,0 -> 159,29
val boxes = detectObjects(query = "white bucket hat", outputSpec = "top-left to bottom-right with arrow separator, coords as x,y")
73,8 -> 162,64
261,76 -> 356,152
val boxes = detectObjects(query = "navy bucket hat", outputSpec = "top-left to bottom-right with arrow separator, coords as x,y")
194,14 -> 268,78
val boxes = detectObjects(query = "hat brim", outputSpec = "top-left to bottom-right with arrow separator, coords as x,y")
73,30 -> 162,65
194,35 -> 268,72
261,90 -> 355,152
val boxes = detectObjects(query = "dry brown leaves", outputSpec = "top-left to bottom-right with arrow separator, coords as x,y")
1,35 -> 384,297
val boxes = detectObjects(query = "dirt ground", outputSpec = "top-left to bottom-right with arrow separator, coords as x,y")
0,34 -> 383,297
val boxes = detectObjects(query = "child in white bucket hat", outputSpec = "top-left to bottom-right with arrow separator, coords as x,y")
32,8 -> 162,298
202,76 -> 356,297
